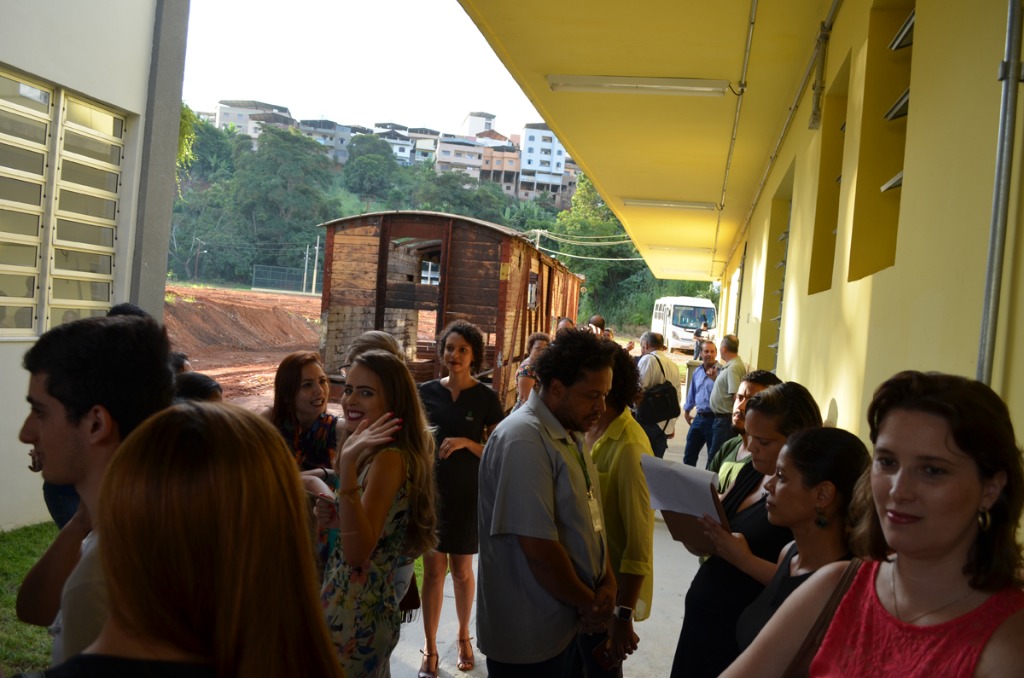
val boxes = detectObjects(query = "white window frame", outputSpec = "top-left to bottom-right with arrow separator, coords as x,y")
0,68 -> 124,335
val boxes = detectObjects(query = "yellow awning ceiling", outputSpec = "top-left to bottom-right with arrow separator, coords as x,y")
457,0 -> 835,280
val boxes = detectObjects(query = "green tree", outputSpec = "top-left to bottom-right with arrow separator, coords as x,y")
544,174 -> 716,328
347,134 -> 398,163
343,154 -> 396,199
551,175 -> 639,318
186,120 -> 235,185
232,126 -> 339,266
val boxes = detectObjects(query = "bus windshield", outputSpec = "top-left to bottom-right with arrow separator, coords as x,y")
671,304 -> 716,331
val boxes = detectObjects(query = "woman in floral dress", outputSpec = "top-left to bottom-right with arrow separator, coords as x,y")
317,349 -> 437,676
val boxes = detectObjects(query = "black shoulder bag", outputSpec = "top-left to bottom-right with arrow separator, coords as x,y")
634,355 -> 681,429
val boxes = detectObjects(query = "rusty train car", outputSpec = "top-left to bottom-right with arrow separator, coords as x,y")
318,211 -> 581,411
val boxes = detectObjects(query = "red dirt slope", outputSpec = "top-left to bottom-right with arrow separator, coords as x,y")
163,285 -> 321,403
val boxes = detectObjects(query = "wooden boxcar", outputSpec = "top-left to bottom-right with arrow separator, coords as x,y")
319,211 -> 581,411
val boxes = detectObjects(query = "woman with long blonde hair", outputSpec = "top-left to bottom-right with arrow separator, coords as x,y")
38,402 -> 343,678
319,348 -> 437,676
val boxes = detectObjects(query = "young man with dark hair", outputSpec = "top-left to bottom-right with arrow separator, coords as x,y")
16,315 -> 174,664
478,329 -> 619,676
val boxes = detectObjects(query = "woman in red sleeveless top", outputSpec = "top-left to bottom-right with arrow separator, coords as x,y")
722,371 -> 1024,677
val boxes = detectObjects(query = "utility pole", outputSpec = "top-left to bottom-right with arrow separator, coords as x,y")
302,244 -> 310,293
311,235 -> 321,294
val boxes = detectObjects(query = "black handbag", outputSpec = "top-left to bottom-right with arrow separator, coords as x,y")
634,355 -> 681,428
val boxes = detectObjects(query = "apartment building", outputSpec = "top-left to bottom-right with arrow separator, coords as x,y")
463,111 -> 495,136
520,122 -> 573,204
436,135 -> 484,180
372,123 -> 412,166
299,118 -> 352,164
408,127 -> 440,164
480,144 -> 521,198
215,99 -> 294,138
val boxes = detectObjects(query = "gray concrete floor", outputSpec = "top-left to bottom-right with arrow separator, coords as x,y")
391,414 -> 707,677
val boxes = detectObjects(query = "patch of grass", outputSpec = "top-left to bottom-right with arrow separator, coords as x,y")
0,522 -> 58,674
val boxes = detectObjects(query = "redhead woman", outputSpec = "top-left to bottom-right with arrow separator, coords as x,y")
734,426 -> 869,650
417,320 -> 503,676
724,371 -> 1024,678
670,381 -> 822,678
317,349 -> 437,677
267,351 -> 341,474
514,332 -> 549,410
16,403 -> 343,678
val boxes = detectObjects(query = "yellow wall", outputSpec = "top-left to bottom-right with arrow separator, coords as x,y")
720,0 -> 1022,439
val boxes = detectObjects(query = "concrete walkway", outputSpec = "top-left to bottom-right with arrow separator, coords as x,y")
391,418 -> 709,677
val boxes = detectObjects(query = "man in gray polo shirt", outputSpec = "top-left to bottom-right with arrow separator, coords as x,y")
478,329 -> 618,677
707,333 -> 745,462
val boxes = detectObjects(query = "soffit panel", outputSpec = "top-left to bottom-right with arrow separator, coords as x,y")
459,0 -> 833,279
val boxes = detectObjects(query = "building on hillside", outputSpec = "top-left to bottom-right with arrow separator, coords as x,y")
475,128 -> 514,147
463,111 -> 495,136
0,0 -> 188,528
248,111 -> 297,137
408,127 -> 440,164
436,135 -> 484,179
480,145 -> 521,198
348,124 -> 372,136
519,122 -> 574,206
374,127 -> 413,166
215,100 -> 292,137
299,119 -> 352,164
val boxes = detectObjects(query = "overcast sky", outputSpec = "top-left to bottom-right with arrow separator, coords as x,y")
182,0 -> 541,137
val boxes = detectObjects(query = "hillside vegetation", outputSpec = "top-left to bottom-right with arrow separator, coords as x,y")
172,118 -> 717,327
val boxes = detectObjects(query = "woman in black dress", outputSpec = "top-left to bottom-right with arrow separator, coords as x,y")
418,320 -> 503,676
670,382 -> 822,678
733,426 -> 868,650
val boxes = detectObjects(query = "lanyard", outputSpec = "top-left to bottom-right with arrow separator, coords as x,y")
569,435 -> 593,496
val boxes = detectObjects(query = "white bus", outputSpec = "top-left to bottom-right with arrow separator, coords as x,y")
651,296 -> 718,354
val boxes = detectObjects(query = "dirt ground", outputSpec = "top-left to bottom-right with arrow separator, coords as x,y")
164,285 -> 324,408
163,285 -> 679,410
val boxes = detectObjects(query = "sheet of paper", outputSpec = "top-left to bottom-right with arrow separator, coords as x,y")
640,455 -> 719,518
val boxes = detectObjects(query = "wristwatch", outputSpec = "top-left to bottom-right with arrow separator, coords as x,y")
613,605 -> 634,621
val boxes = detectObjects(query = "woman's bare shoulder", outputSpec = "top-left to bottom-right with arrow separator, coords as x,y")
976,603 -> 1024,678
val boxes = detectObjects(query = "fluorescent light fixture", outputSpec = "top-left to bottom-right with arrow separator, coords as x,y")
662,268 -> 712,277
622,198 -> 719,211
546,75 -> 730,96
647,245 -> 713,253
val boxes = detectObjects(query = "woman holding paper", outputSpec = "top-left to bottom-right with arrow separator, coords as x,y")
669,382 -> 822,678
733,426 -> 869,649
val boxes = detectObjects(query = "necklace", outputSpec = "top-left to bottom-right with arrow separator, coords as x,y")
889,559 -> 975,624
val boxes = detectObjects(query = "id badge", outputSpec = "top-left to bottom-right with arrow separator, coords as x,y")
588,491 -> 603,532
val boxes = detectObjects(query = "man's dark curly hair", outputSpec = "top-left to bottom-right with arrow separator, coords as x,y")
535,328 -> 617,390
438,320 -> 485,372
605,343 -> 641,412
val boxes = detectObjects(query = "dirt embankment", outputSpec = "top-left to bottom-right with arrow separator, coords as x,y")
163,285 -> 322,407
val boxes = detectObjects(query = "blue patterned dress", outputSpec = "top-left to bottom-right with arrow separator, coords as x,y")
322,449 -> 410,677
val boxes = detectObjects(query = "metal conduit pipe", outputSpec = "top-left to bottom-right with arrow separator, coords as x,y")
978,0 -> 1023,385
710,0 -> 758,277
722,0 -> 844,271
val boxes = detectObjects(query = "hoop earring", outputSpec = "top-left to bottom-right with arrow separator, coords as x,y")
814,507 -> 829,529
978,509 -> 992,532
